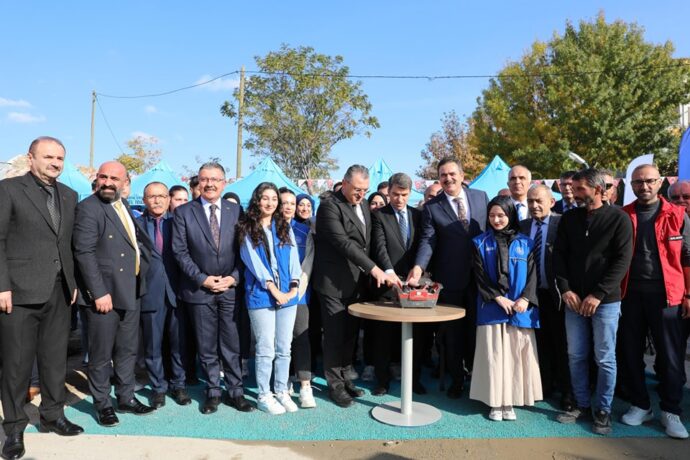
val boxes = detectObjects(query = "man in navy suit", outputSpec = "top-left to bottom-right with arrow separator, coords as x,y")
137,182 -> 191,409
553,170 -> 579,214
172,162 -> 253,414
407,157 -> 489,398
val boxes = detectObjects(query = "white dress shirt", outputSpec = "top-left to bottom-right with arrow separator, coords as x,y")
445,189 -> 471,221
201,196 -> 222,229
513,198 -> 528,221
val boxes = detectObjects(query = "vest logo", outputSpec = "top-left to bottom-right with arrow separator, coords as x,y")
668,235 -> 682,241
515,245 -> 525,256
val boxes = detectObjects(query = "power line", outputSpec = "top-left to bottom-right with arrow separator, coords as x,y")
94,61 -> 690,99
95,96 -> 125,154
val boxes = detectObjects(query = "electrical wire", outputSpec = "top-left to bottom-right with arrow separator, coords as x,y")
95,96 -> 125,154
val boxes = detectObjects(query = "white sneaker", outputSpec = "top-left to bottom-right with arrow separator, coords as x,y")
621,405 -> 653,426
390,363 -> 401,381
660,411 -> 689,439
502,406 -> 516,421
489,407 -> 503,421
299,386 -> 317,408
257,394 -> 286,415
361,365 -> 375,382
275,391 -> 299,413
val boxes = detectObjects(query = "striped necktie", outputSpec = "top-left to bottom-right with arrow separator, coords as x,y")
398,209 -> 409,248
534,220 -> 544,288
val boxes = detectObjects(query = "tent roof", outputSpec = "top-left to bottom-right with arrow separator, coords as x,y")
368,158 -> 424,204
58,160 -> 92,200
468,155 -> 511,199
223,157 -> 306,208
129,160 -> 187,204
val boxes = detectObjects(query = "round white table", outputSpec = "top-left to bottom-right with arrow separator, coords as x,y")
348,301 -> 465,427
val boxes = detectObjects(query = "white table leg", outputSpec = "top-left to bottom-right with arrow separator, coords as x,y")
400,322 -> 413,415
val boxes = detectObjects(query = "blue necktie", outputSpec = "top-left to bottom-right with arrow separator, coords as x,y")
398,210 -> 409,248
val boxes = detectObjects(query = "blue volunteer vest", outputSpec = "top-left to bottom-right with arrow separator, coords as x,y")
290,219 -> 311,305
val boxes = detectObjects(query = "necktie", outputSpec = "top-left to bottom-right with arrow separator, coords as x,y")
353,204 -> 365,231
454,197 -> 469,231
398,209 -> 409,248
516,203 -> 527,221
209,204 -> 221,249
45,185 -> 60,231
154,217 -> 164,254
534,220 -> 543,288
113,201 -> 139,275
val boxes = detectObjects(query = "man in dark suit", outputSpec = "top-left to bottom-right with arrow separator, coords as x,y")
313,164 -> 399,408
553,170 -> 579,214
0,137 -> 84,460
371,172 -> 426,396
137,182 -> 191,409
407,157 -> 489,398
172,162 -> 253,414
73,161 -> 154,428
519,184 -> 573,411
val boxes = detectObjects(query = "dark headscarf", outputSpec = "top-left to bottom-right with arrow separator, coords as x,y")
367,191 -> 388,207
295,193 -> 315,224
486,195 -> 520,236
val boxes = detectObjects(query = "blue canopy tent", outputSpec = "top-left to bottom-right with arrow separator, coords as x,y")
368,158 -> 424,204
58,160 -> 93,201
129,160 -> 187,205
223,157 -> 306,208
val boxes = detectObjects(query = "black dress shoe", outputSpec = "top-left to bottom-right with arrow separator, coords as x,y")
560,394 -> 575,412
224,394 -> 254,412
170,388 -> 192,406
201,396 -> 221,414
372,385 -> 388,396
446,381 -> 464,399
39,416 -> 84,436
97,407 -> 119,427
151,392 -> 166,409
344,381 -> 365,397
1,432 -> 24,460
117,398 -> 155,415
413,381 -> 427,395
329,387 -> 354,408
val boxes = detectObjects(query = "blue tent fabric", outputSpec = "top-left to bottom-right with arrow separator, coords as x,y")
368,158 -> 424,205
678,127 -> 690,180
129,160 -> 187,205
58,160 -> 92,201
224,157 -> 307,208
469,155 -> 511,199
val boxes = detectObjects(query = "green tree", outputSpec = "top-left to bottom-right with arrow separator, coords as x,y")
221,44 -> 379,192
116,135 -> 161,175
417,111 -> 488,180
472,13 -> 690,177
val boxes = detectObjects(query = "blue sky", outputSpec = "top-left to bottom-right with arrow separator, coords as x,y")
1,1 -> 689,181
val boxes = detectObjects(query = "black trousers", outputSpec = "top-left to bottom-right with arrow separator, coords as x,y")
318,292 -> 360,390
437,288 -> 471,384
291,304 -> 312,381
188,292 -> 243,398
534,289 -> 572,396
618,288 -> 686,415
370,321 -> 423,387
86,306 -> 140,410
0,275 -> 70,434
140,300 -> 187,393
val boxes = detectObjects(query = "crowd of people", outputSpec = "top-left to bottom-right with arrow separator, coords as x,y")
1,135 -> 690,459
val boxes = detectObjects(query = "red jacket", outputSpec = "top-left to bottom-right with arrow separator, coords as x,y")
621,197 -> 686,306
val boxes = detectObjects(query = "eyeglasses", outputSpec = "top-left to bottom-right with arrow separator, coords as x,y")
605,183 -> 615,190
198,178 -> 225,184
630,178 -> 660,187
671,194 -> 690,201
145,194 -> 168,200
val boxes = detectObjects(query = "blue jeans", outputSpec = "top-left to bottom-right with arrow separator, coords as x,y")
248,306 -> 298,398
565,301 -> 621,413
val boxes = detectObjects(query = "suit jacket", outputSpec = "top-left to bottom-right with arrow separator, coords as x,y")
414,187 -> 489,291
172,198 -> 241,304
73,194 -> 151,310
371,204 -> 421,299
0,173 -> 78,304
137,211 -> 178,312
519,214 -> 561,304
553,199 -> 577,215
312,190 -> 375,298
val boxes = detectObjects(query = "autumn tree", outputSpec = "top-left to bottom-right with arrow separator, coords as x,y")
417,111 -> 487,180
221,45 -> 379,192
116,134 -> 161,175
471,13 -> 690,177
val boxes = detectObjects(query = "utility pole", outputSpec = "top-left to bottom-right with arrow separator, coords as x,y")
89,90 -> 96,170
235,66 -> 245,179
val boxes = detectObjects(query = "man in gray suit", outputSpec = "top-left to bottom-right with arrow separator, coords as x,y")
73,161 -> 154,428
0,137 -> 84,460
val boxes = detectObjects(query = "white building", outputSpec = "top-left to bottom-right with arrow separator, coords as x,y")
681,103 -> 690,130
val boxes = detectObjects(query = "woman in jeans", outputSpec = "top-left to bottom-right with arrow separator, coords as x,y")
238,182 -> 302,415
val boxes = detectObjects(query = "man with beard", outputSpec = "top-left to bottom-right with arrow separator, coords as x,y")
73,161 -> 154,427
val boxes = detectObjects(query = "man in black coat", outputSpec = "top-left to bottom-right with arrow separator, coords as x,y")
519,184 -> 573,411
73,161 -> 154,428
0,137 -> 83,460
370,172 -> 426,396
312,164 -> 399,408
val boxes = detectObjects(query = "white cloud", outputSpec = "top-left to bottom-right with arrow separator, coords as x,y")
194,74 -> 239,92
144,105 -> 158,114
0,97 -> 31,108
7,112 -> 45,123
131,131 -> 155,140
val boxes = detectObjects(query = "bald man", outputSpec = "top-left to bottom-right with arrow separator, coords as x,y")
508,165 -> 532,220
668,180 -> 690,217
73,161 -> 155,427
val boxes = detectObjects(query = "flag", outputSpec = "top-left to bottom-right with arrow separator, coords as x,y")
678,127 -> 690,180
